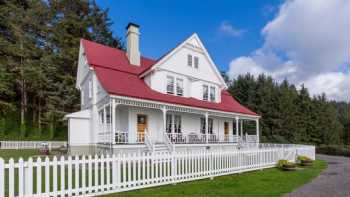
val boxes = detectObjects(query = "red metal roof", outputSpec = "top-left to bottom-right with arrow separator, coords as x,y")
81,39 -> 258,116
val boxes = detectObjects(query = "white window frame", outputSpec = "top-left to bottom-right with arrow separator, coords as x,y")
187,54 -> 192,67
210,86 -> 216,102
176,78 -> 184,96
194,56 -> 199,68
166,76 -> 175,94
166,113 -> 182,133
203,85 -> 209,101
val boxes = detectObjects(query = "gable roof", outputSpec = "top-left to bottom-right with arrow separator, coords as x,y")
140,34 -> 228,88
81,39 -> 258,117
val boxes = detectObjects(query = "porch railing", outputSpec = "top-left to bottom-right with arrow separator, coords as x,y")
166,133 -> 255,144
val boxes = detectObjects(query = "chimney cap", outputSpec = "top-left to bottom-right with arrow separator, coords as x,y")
126,22 -> 140,30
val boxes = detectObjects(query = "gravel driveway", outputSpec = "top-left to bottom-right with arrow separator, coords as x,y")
285,154 -> 350,197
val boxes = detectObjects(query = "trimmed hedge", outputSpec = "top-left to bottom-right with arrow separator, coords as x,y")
317,145 -> 350,157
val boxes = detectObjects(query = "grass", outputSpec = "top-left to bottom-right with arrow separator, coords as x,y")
0,149 -> 42,161
104,160 -> 327,197
0,150 -> 327,197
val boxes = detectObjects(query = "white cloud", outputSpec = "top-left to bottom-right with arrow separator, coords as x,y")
218,21 -> 245,37
227,0 -> 350,101
302,72 -> 350,101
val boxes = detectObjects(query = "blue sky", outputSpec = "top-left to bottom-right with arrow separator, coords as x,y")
96,0 -> 279,71
97,0 -> 350,101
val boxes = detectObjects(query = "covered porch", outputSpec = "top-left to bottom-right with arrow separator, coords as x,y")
97,96 -> 260,149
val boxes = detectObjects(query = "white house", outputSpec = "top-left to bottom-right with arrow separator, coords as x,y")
66,23 -> 260,154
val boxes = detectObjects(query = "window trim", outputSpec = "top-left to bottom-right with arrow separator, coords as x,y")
202,85 -> 209,101
166,76 -> 175,94
187,54 -> 192,67
210,86 -> 216,102
176,78 -> 184,96
194,56 -> 199,68
166,113 -> 182,133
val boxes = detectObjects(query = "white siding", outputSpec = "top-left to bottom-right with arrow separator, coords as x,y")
68,117 -> 90,146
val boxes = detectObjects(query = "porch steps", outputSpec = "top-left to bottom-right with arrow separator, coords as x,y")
153,143 -> 170,153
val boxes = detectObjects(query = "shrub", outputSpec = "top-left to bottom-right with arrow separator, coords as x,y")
317,145 -> 350,157
297,155 -> 312,162
277,159 -> 296,169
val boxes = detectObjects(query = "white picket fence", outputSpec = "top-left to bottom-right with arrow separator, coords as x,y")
0,145 -> 314,197
0,141 -> 67,150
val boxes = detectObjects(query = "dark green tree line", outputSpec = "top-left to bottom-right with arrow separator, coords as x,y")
0,0 -> 122,140
227,73 -> 350,145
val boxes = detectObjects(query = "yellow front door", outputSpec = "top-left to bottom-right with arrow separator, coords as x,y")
224,122 -> 229,140
137,114 -> 148,142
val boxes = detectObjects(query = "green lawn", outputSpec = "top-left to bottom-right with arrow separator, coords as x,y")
0,149 -> 42,161
104,160 -> 327,197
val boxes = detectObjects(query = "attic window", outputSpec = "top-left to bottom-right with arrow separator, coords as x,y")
194,56 -> 199,68
187,54 -> 192,67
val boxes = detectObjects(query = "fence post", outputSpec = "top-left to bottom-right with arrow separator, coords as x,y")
172,151 -> 177,184
0,158 -> 4,197
209,151 -> 214,180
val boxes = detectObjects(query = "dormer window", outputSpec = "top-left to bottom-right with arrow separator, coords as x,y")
166,76 -> 174,94
176,78 -> 183,96
203,85 -> 208,101
194,56 -> 199,68
187,54 -> 192,67
210,86 -> 216,102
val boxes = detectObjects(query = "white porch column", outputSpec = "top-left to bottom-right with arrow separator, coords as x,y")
256,119 -> 260,143
205,112 -> 209,143
162,106 -> 167,139
111,100 -> 116,146
103,106 -> 107,144
235,117 -> 239,141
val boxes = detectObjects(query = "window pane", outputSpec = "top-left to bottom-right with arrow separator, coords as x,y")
210,86 -> 215,102
176,78 -> 183,96
200,118 -> 206,134
174,115 -> 181,133
194,57 -> 199,68
187,54 -> 192,66
166,114 -> 172,133
166,76 -> 174,94
203,85 -> 208,101
208,118 -> 213,134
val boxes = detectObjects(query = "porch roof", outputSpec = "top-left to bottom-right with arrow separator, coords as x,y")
82,39 -> 258,117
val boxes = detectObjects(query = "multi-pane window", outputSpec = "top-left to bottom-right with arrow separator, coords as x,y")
187,54 -> 192,67
203,85 -> 209,101
166,114 -> 173,133
166,76 -> 174,94
208,118 -> 213,134
166,114 -> 182,133
194,56 -> 199,68
200,118 -> 213,134
176,78 -> 184,96
210,86 -> 216,102
174,115 -> 181,133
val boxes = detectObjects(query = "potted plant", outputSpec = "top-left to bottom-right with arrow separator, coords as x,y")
277,159 -> 297,171
297,155 -> 313,166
